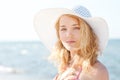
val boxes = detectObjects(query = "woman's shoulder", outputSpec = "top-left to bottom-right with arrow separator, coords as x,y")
93,60 -> 107,70
90,60 -> 109,80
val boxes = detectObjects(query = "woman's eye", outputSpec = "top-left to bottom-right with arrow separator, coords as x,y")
74,27 -> 80,30
60,28 -> 67,31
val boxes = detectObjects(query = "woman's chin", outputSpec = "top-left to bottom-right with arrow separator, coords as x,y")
65,46 -> 80,51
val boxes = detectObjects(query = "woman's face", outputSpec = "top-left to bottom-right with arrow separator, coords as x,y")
59,15 -> 81,51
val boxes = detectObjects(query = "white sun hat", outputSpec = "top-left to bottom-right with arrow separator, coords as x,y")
34,6 -> 109,53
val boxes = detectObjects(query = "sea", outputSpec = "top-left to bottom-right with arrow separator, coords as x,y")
0,39 -> 119,80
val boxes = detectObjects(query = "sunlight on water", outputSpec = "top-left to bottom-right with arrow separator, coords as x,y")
0,40 -> 119,80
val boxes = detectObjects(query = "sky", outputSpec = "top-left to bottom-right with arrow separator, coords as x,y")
0,0 -> 120,42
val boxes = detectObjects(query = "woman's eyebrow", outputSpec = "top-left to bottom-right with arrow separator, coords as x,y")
72,24 -> 79,26
59,24 -> 79,27
60,25 -> 66,27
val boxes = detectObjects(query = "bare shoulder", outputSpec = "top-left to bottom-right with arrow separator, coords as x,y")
91,60 -> 109,80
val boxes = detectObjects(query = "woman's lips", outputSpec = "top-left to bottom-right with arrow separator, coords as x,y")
66,41 -> 75,44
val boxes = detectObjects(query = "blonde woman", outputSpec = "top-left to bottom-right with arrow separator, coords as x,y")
34,7 -> 109,80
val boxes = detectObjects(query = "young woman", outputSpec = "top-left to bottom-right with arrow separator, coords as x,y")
34,7 -> 109,80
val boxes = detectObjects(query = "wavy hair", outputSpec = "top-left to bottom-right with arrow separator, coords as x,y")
49,14 -> 99,74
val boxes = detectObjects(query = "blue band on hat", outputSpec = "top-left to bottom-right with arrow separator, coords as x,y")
73,6 -> 92,18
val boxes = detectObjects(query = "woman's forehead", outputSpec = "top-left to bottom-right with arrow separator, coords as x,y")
59,15 -> 83,25
59,16 -> 79,24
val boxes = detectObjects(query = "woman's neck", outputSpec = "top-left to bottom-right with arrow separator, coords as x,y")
70,50 -> 78,58
69,50 -> 82,69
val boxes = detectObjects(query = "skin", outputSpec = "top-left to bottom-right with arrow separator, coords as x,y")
80,61 -> 109,80
59,15 -> 81,57
57,15 -> 109,80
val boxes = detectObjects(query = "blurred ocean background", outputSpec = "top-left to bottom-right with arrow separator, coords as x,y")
0,39 -> 119,80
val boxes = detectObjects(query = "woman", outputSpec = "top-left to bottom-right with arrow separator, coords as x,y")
34,7 -> 109,80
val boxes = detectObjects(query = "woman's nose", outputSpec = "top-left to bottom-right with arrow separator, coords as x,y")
66,30 -> 73,38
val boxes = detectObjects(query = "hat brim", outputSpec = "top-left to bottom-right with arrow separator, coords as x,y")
34,8 -> 109,52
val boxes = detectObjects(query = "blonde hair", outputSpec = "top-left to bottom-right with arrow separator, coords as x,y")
49,14 -> 99,74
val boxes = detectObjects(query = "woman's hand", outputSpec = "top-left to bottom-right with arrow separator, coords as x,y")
60,68 -> 78,80
63,75 -> 77,80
